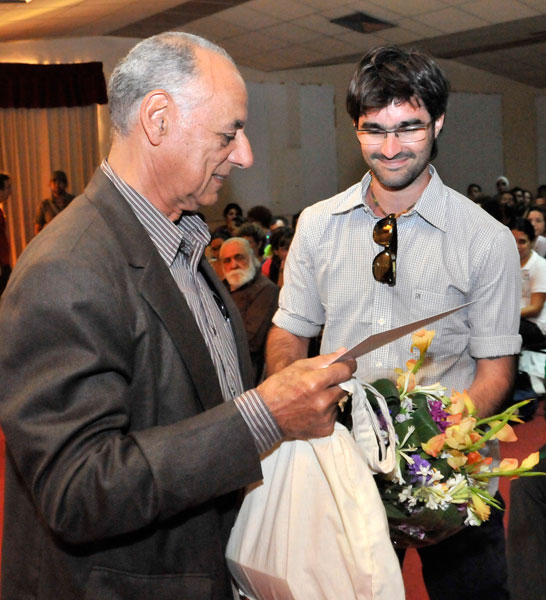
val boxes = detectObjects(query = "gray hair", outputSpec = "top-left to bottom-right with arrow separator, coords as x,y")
221,237 -> 261,269
108,32 -> 234,136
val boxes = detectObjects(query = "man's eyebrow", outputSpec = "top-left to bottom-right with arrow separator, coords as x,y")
359,118 -> 426,129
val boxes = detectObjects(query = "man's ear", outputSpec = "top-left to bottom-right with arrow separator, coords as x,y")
140,90 -> 170,146
434,114 -> 445,138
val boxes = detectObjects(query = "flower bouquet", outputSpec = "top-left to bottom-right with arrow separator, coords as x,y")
363,329 -> 545,548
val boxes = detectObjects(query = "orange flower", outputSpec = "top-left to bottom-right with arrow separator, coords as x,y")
422,433 -> 446,457
497,458 -> 519,472
448,390 -> 476,416
521,452 -> 540,469
447,450 -> 467,470
411,329 -> 435,355
396,369 -> 416,391
444,417 -> 477,450
489,421 -> 518,443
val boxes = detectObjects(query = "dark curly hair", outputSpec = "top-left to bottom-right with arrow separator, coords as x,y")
346,46 -> 449,160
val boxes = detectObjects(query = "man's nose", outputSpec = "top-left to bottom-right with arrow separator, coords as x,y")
379,132 -> 403,158
229,131 -> 253,169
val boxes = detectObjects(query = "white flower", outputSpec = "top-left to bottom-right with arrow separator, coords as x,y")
464,507 -> 481,527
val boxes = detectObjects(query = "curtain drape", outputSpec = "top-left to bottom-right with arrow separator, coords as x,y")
0,105 -> 101,261
0,62 -> 107,109
0,61 -> 106,261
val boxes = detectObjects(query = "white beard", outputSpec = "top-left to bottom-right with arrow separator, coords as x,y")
225,263 -> 257,290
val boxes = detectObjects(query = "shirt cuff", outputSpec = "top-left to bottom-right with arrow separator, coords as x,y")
233,388 -> 283,454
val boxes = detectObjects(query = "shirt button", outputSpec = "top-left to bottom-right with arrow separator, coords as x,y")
376,361 -> 382,368
378,318 -> 385,325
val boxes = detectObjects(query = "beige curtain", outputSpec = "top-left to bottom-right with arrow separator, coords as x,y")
0,105 -> 100,262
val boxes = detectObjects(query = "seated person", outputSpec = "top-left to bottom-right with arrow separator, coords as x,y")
207,231 -> 230,280
510,218 -> 546,348
261,226 -> 294,287
213,202 -> 242,237
236,222 -> 267,262
220,238 -> 279,384
525,205 -> 546,257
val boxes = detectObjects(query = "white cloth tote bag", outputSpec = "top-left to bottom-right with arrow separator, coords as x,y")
226,379 -> 404,600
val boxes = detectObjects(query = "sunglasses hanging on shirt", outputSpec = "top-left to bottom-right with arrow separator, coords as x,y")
372,214 -> 397,286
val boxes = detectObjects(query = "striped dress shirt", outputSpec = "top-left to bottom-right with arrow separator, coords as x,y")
101,160 -> 281,453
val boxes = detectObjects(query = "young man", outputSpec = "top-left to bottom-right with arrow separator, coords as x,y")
0,33 -> 355,599
267,46 -> 521,600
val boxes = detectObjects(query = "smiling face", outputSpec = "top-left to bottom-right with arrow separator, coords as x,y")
355,100 -> 444,191
156,48 -> 253,217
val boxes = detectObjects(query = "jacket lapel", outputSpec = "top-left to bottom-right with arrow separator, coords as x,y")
85,169 -> 231,412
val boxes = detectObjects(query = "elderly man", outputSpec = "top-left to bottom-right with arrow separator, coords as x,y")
221,237 -> 279,384
34,169 -> 75,234
0,33 -> 355,600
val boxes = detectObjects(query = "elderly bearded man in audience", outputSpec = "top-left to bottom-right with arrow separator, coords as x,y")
221,237 -> 279,384
0,32 -> 355,600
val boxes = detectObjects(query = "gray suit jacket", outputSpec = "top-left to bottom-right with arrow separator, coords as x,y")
0,169 -> 262,599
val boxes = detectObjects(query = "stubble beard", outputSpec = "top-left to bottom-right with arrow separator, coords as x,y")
367,138 -> 434,191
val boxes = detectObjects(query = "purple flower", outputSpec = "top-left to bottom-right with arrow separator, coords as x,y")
428,399 -> 449,431
408,454 -> 433,484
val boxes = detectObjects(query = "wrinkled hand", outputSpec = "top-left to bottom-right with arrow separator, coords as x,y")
257,349 -> 356,440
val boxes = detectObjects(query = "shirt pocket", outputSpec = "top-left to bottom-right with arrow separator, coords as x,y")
411,288 -> 469,354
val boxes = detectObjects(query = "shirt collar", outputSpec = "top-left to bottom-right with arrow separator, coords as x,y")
332,165 -> 447,232
100,159 -> 211,268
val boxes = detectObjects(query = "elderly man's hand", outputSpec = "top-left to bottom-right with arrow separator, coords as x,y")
257,350 -> 356,440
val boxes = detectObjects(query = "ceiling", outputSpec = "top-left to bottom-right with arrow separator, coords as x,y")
0,0 -> 545,88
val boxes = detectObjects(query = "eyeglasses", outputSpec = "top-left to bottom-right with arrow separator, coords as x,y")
373,215 -> 397,286
355,121 -> 432,146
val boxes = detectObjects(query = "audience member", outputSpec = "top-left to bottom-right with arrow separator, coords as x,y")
466,183 -> 482,202
270,215 -> 289,231
511,187 -> 525,213
526,205 -> 546,257
523,189 -> 533,207
221,237 -> 279,384
261,226 -> 294,287
213,202 -> 242,237
499,190 -> 518,224
236,221 -> 267,261
494,175 -> 509,200
510,217 -> 546,348
507,444 -> 546,600
292,210 -> 301,230
0,32 -> 356,599
0,172 -> 11,296
34,170 -> 75,234
247,205 -> 272,232
207,230 -> 230,280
